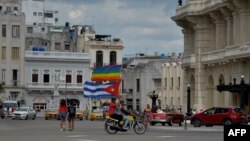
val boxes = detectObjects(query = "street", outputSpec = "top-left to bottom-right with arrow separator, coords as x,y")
0,118 -> 223,141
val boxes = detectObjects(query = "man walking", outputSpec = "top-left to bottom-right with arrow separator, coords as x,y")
67,101 -> 76,131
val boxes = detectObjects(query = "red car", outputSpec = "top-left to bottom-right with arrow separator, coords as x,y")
190,106 -> 248,127
150,112 -> 184,126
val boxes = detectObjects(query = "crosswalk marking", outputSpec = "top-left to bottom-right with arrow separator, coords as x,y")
156,136 -> 175,138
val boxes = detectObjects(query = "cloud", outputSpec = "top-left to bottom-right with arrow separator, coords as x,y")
45,0 -> 184,56
69,9 -> 83,19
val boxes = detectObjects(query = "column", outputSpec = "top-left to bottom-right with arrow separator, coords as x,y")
193,17 -> 212,111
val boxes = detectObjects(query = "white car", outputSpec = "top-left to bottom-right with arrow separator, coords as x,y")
12,107 -> 36,120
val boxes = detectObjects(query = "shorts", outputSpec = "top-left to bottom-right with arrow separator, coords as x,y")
60,112 -> 67,120
68,114 -> 75,121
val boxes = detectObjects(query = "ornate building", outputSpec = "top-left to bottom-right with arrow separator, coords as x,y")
172,0 -> 250,114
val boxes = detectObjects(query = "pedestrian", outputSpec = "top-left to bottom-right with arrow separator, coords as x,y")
58,99 -> 67,131
67,101 -> 76,131
144,104 -> 152,125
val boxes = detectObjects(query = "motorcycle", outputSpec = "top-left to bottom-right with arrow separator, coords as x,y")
104,113 -> 147,135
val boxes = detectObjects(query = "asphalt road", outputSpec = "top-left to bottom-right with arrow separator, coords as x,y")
0,118 -> 224,141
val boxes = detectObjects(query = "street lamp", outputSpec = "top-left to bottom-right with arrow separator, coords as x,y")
178,0 -> 182,6
186,84 -> 192,116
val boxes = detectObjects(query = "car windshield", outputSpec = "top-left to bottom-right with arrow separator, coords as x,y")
16,107 -> 28,111
234,107 -> 244,113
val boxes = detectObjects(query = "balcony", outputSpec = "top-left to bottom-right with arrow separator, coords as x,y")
26,83 -> 84,92
25,51 -> 90,62
182,54 -> 195,67
201,42 -> 250,64
173,0 -> 225,19
88,40 -> 124,49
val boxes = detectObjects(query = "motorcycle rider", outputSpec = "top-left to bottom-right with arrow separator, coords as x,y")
108,98 -> 123,122
109,98 -> 129,130
120,103 -> 130,129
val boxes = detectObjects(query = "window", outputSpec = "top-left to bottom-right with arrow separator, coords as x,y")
66,75 -> 72,83
33,23 -> 36,25
96,51 -> 103,67
77,71 -> 82,84
0,6 -> 2,11
171,77 -> 174,87
13,69 -> 18,83
11,47 -> 19,60
32,70 -> 38,83
41,27 -> 45,32
43,70 -> 50,83
14,7 -> 18,11
77,75 -> 82,83
55,42 -> 60,50
136,79 -> 140,92
165,77 -> 167,87
43,74 -> 49,83
1,69 -> 5,81
38,12 -> 43,16
6,6 -> 11,12
12,25 -> 20,38
33,12 -> 37,16
178,77 -> 180,87
27,27 -> 33,33
2,24 -> 6,37
1,46 -> 6,59
64,43 -> 69,50
110,51 -> 117,65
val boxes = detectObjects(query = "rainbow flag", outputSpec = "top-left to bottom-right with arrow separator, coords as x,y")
91,65 -> 121,82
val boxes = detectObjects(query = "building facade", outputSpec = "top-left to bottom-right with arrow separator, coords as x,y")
161,60 -> 184,112
122,55 -> 171,110
24,51 -> 90,112
172,0 -> 250,114
0,0 -> 26,104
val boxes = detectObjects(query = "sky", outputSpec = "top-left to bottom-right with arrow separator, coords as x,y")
45,0 -> 183,57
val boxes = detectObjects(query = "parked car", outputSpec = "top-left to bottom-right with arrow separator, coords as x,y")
89,109 -> 103,121
150,110 -> 184,126
190,106 -> 248,127
76,110 -> 84,120
45,108 -> 59,120
12,107 -> 36,120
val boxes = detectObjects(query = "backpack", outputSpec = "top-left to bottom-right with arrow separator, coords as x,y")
68,105 -> 76,115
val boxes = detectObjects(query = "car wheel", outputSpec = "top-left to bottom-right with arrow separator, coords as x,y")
168,121 -> 172,126
223,119 -> 232,125
151,122 -> 155,126
162,123 -> 165,126
179,122 -> 182,126
192,118 -> 201,127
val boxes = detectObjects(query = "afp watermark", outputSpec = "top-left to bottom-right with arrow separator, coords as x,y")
224,125 -> 249,141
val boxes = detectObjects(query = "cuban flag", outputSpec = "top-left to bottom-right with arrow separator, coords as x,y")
83,81 -> 120,98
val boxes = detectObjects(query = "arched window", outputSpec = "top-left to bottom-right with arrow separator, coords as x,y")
110,51 -> 117,65
96,50 -> 103,67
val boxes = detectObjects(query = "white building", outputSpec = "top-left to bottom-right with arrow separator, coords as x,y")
122,55 -> 171,110
21,0 -> 58,26
24,51 -> 90,112
0,0 -> 26,104
161,61 -> 184,112
172,0 -> 250,114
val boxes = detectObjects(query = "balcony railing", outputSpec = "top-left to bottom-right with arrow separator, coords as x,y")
202,42 -> 250,63
26,83 -> 84,91
25,51 -> 90,61
182,54 -> 195,64
175,0 -> 224,16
